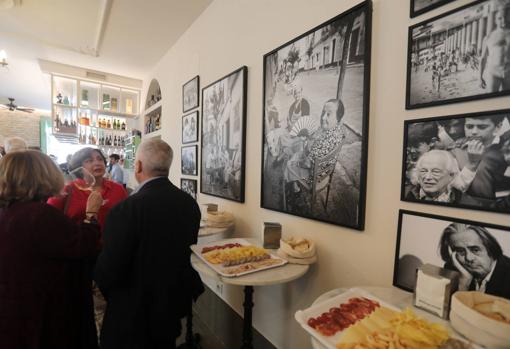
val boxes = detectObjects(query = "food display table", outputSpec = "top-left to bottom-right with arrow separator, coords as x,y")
191,238 -> 310,349
308,286 -> 471,349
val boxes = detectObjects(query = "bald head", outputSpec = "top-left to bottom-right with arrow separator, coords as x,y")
4,137 -> 27,153
135,138 -> 173,179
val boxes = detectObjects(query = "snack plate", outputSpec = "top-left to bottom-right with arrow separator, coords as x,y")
295,288 -> 401,349
191,238 -> 287,278
295,288 -> 477,349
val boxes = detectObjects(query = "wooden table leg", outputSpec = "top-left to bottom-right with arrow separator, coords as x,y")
241,285 -> 254,349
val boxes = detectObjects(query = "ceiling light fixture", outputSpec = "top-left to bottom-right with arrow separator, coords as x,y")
0,50 -> 8,68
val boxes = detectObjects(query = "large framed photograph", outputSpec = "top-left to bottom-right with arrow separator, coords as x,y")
402,109 -> 510,213
394,210 -> 510,300
406,0 -> 510,109
182,111 -> 199,144
410,0 -> 457,18
183,75 -> 199,113
261,1 -> 372,230
200,66 -> 247,202
181,145 -> 198,176
181,178 -> 198,200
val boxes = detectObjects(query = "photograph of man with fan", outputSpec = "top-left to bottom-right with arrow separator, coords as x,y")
261,2 -> 371,230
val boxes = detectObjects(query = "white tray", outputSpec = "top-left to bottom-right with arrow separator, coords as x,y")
295,288 -> 400,349
191,238 -> 287,278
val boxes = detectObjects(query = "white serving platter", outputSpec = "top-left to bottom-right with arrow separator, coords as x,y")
191,238 -> 287,278
295,288 -> 400,349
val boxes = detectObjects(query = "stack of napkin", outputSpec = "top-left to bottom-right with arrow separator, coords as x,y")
277,237 -> 317,264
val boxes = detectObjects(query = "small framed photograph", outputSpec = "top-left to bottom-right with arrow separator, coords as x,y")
181,145 -> 198,176
182,111 -> 199,144
201,66 -> 247,202
183,75 -> 200,113
394,210 -> 510,300
402,109 -> 510,214
406,0 -> 510,109
410,0 -> 457,18
181,178 -> 198,200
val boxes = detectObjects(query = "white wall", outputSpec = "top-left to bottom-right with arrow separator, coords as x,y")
141,0 -> 510,347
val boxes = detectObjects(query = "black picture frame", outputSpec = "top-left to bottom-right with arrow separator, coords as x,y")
182,111 -> 199,144
260,0 -> 372,230
410,0 -> 457,18
181,145 -> 198,176
406,0 -> 510,109
181,178 -> 198,200
200,66 -> 247,202
183,75 -> 200,113
401,109 -> 510,214
393,209 -> 510,300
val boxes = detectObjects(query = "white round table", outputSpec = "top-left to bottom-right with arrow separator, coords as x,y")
191,238 -> 310,349
309,286 -> 472,349
198,222 -> 235,238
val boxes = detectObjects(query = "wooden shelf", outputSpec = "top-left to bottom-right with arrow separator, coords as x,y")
53,103 -> 138,118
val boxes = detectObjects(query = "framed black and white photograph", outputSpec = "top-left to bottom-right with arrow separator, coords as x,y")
261,1 -> 372,230
402,109 -> 510,213
406,0 -> 510,109
183,75 -> 199,113
410,0 -> 457,18
394,210 -> 510,300
181,145 -> 198,176
181,178 -> 198,200
200,66 -> 247,202
182,111 -> 199,144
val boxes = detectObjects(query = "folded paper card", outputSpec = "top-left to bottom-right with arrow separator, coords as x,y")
414,264 -> 459,319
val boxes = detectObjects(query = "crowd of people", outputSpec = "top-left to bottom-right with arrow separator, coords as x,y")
405,114 -> 510,210
0,137 -> 203,348
264,80 -> 362,224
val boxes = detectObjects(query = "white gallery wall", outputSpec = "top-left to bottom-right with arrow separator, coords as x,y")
141,0 -> 510,347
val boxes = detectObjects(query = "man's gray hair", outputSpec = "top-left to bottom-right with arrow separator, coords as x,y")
137,138 -> 173,177
4,137 -> 27,153
416,149 -> 460,176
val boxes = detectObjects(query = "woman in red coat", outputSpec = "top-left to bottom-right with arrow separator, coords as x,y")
47,148 -> 128,342
0,150 -> 103,349
48,147 -> 128,229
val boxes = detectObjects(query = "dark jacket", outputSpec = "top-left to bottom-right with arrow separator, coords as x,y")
0,201 -> 100,349
94,177 -> 203,349
445,255 -> 510,300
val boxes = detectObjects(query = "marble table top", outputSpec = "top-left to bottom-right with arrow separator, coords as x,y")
191,238 -> 309,287
198,223 -> 235,237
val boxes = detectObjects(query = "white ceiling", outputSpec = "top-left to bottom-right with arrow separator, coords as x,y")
0,0 -> 212,110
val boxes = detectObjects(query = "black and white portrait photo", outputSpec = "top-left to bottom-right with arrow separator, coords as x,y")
181,178 -> 198,200
394,210 -> 510,300
182,111 -> 199,144
200,66 -> 247,202
410,0 -> 457,18
183,75 -> 199,113
181,145 -> 197,176
261,1 -> 371,230
407,0 -> 510,109
402,110 -> 510,213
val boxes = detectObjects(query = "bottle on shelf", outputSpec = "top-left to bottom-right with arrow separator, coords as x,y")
121,120 -> 126,130
148,95 -> 156,107
107,119 -> 112,129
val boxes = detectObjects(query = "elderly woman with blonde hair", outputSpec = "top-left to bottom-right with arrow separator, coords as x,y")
0,150 -> 103,348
